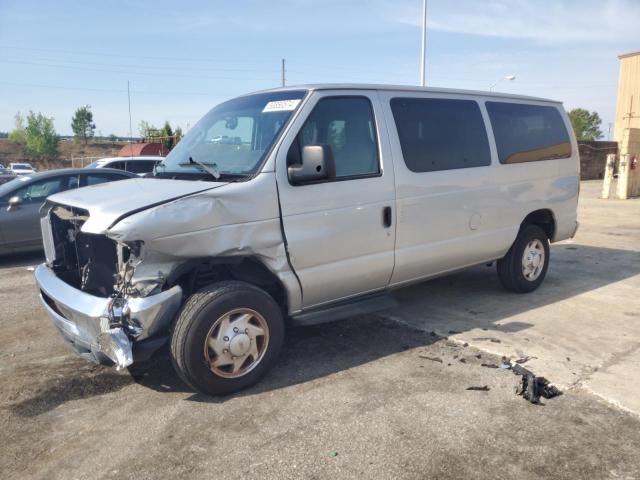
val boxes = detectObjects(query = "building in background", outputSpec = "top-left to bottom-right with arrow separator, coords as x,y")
614,51 -> 640,145
613,51 -> 640,199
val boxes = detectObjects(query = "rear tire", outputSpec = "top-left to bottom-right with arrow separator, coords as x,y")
497,225 -> 550,293
170,281 -> 284,396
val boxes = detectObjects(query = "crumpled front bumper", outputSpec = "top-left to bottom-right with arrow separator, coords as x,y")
34,264 -> 182,369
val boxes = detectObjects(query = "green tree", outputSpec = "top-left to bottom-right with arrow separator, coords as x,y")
8,112 -> 27,145
71,106 -> 96,144
568,108 -> 603,140
174,126 -> 183,144
23,111 -> 59,164
161,120 -> 174,149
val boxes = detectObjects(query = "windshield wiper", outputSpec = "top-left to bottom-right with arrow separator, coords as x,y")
179,156 -> 221,180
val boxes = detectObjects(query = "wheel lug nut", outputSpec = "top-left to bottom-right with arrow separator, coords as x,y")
233,327 -> 239,333
223,336 -> 229,342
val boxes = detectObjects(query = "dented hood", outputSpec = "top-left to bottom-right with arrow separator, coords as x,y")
47,178 -> 227,234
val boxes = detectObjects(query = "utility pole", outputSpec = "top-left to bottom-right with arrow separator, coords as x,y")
127,80 -> 133,143
281,58 -> 286,87
420,0 -> 427,86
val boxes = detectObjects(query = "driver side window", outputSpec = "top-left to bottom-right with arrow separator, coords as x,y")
298,96 -> 379,178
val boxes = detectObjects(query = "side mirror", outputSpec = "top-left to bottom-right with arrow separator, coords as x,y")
7,196 -> 22,212
288,145 -> 336,185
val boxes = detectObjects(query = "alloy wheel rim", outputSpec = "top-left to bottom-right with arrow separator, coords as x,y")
521,239 -> 545,281
203,308 -> 269,379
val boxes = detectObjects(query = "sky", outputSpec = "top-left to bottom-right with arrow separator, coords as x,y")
0,0 -> 638,138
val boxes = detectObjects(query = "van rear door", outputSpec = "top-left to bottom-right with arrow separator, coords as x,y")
275,90 -> 396,309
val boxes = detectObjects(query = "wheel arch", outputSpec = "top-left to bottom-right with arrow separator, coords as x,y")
166,256 -> 289,315
521,209 -> 556,241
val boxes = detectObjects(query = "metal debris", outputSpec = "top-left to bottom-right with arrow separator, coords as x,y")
473,337 -> 501,343
513,364 -> 562,404
418,354 -> 443,363
515,356 -> 533,364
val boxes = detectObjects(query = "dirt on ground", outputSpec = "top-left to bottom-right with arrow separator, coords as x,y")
0,139 -> 127,170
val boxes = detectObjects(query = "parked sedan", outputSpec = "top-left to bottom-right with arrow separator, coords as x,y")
0,167 -> 16,185
0,168 -> 136,255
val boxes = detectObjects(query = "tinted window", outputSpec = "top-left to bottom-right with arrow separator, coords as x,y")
297,97 -> 379,178
126,160 -> 156,174
390,98 -> 491,172
485,102 -> 571,164
104,161 -> 126,170
84,173 -> 125,186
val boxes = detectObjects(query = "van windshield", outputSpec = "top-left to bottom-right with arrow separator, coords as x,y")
157,90 -> 307,180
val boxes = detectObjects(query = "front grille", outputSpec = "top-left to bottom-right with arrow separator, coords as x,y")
47,203 -> 119,297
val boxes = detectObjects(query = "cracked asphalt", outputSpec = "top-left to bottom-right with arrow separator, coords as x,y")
1,181 -> 639,480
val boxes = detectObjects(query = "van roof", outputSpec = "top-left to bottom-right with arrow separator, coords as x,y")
251,83 -> 562,104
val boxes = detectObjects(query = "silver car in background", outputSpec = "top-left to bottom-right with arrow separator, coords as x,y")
34,84 -> 579,396
9,162 -> 36,176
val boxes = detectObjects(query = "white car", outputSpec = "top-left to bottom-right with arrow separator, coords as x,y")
9,163 -> 36,176
35,84 -> 579,396
85,156 -> 164,176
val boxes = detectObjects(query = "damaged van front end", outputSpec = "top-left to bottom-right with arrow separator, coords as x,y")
33,172 -> 295,370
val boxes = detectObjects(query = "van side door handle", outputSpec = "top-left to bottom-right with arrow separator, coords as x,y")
383,206 -> 392,228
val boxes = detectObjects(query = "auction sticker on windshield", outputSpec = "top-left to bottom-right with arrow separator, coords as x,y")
262,99 -> 301,113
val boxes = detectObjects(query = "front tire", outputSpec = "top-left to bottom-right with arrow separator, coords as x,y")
170,281 -> 284,396
497,225 -> 550,293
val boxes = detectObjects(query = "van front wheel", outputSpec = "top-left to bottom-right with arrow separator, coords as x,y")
497,225 -> 550,293
170,281 -> 284,396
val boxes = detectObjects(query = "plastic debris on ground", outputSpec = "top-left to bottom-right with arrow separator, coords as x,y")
512,364 -> 562,404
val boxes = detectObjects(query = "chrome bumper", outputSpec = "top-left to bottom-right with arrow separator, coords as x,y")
34,264 -> 182,368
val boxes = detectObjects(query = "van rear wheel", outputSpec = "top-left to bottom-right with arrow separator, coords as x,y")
497,225 -> 550,293
170,281 -> 284,396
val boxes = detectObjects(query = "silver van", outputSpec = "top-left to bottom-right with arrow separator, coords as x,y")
34,84 -> 579,395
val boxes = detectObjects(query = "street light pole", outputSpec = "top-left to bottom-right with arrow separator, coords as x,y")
420,0 -> 427,87
489,75 -> 516,92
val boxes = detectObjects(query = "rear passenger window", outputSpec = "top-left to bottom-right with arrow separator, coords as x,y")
390,98 -> 491,172
105,161 -> 126,170
127,160 -> 155,174
485,102 -> 571,164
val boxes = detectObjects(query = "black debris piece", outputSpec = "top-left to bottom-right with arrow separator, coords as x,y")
459,358 -> 467,363
463,342 -> 469,347
466,386 -> 490,391
513,364 -> 562,404
449,329 -> 462,334
515,356 -> 532,364
481,363 -> 499,369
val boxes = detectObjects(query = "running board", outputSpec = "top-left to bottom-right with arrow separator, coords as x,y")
291,292 -> 398,326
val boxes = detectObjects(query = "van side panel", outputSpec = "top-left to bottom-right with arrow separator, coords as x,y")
380,91 -> 579,288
